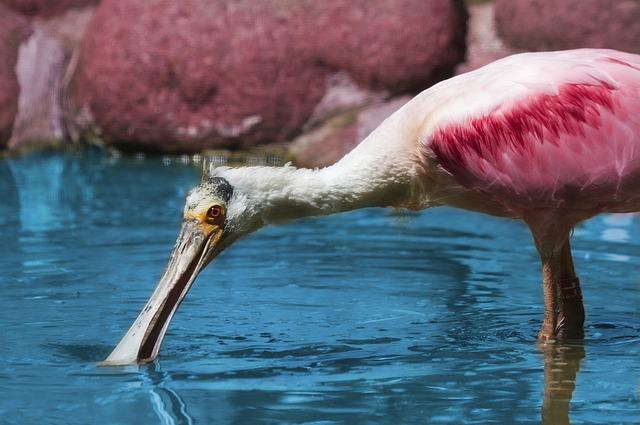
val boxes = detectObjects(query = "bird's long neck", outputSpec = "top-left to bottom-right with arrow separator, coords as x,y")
218,151 -> 416,227
274,163 -> 405,221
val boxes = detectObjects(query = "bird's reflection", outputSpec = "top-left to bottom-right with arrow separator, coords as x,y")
142,363 -> 195,425
540,343 -> 585,425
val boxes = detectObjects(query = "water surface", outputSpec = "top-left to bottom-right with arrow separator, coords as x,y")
1,152 -> 639,424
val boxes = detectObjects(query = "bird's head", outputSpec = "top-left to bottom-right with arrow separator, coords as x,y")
179,175 -> 243,267
103,171 -> 261,365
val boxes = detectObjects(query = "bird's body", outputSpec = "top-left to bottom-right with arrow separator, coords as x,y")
424,49 -> 640,217
353,49 -> 640,216
105,49 -> 640,365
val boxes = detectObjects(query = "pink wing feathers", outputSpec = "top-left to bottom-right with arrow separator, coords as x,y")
426,50 -> 640,214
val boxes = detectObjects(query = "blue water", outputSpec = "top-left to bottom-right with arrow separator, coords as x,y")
1,152 -> 639,424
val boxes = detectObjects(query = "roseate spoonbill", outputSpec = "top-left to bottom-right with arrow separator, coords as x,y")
104,49 -> 640,365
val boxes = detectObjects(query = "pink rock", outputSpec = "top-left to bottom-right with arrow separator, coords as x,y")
495,0 -> 640,53
0,5 -> 30,148
456,1 -> 514,75
71,0 -> 467,153
8,7 -> 105,152
72,0 -> 326,152
8,28 -> 67,151
0,0 -> 98,17
308,0 -> 467,92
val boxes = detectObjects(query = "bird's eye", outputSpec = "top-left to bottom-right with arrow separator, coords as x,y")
206,205 -> 224,223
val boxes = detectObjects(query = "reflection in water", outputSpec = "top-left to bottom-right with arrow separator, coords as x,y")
541,343 -> 585,425
7,153 -> 92,232
143,365 -> 194,425
0,159 -> 19,226
0,160 -> 19,264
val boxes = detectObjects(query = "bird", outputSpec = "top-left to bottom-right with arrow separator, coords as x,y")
103,49 -> 640,365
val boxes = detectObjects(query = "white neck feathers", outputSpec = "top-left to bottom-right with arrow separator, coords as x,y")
213,154 -> 415,230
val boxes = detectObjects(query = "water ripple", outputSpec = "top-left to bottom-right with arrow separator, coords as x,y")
1,153 -> 639,424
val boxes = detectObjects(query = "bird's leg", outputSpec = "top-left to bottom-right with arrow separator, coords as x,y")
538,238 -> 585,341
555,239 -> 585,339
525,212 -> 586,341
539,256 -> 559,341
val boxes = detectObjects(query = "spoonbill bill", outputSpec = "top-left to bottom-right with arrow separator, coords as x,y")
104,49 -> 640,365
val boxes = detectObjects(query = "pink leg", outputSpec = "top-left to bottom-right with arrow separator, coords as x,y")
525,214 -> 586,341
538,238 -> 585,340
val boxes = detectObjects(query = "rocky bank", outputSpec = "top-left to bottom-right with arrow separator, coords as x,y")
0,0 -> 637,167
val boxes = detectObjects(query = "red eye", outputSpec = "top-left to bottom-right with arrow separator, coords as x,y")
206,205 -> 223,221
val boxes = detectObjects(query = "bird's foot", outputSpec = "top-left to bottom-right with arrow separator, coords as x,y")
538,316 -> 584,341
